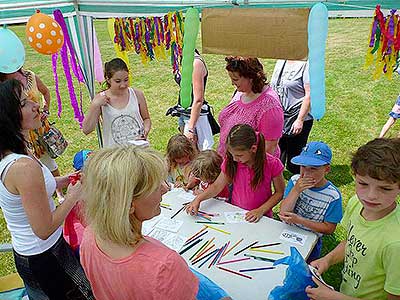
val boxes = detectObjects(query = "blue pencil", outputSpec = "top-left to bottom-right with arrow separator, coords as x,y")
239,267 -> 276,272
179,238 -> 203,255
184,230 -> 208,246
199,248 -> 220,268
192,248 -> 219,265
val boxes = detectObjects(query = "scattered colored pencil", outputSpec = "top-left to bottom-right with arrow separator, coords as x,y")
239,267 -> 276,272
219,241 -> 230,263
179,238 -> 203,255
199,248 -> 220,268
249,248 -> 285,255
170,206 -> 185,219
184,230 -> 208,246
196,221 -> 225,225
217,257 -> 251,265
198,210 -> 219,217
185,226 -> 207,244
234,240 -> 258,256
217,266 -> 252,279
250,242 -> 281,249
192,244 -> 215,263
160,202 -> 171,206
206,225 -> 231,235
189,240 -> 209,261
244,254 -> 276,263
192,237 -> 215,261
192,247 -> 217,265
223,238 -> 243,257
160,205 -> 172,210
196,214 -> 212,221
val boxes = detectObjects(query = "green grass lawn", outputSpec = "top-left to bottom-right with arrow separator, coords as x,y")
1,18 -> 399,291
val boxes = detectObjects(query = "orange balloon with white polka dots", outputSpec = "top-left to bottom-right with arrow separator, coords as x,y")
25,10 -> 64,55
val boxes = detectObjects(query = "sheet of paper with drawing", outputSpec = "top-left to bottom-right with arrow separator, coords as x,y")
224,211 -> 247,223
148,228 -> 186,252
155,216 -> 184,233
142,215 -> 163,235
279,229 -> 307,246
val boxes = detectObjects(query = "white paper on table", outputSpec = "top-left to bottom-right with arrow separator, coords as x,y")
142,215 -> 163,235
155,216 -> 184,233
224,211 -> 247,223
148,228 -> 186,252
177,192 -> 195,202
279,229 -> 307,246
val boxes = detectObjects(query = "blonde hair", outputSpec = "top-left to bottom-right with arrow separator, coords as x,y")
166,134 -> 197,172
191,150 -> 222,183
83,145 -> 167,246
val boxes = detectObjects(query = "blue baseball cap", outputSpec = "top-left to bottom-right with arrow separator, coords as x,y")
73,150 -> 92,171
291,142 -> 332,166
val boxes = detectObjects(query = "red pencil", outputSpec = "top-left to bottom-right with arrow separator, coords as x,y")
217,266 -> 252,279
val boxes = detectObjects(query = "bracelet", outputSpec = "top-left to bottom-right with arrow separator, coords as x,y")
187,128 -> 195,134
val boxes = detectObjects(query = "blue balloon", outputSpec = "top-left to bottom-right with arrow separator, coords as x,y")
308,3 -> 328,120
0,26 -> 25,74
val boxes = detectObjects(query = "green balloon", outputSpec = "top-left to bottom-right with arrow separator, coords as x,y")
180,8 -> 200,109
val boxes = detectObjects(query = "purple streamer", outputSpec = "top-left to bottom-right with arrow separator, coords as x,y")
54,10 -> 84,83
369,19 -> 378,47
51,53 -> 62,117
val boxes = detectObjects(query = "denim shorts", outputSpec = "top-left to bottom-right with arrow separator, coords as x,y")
13,235 -> 94,300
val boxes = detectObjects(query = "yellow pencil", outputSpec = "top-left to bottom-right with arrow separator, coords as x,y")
206,225 -> 231,235
249,248 -> 285,255
160,202 -> 171,207
222,238 -> 243,257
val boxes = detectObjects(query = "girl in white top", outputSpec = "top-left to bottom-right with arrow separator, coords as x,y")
82,58 -> 151,148
0,79 -> 93,299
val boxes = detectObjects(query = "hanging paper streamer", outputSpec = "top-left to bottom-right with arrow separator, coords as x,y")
107,18 -> 132,85
364,6 -> 400,80
308,3 -> 328,120
93,27 -> 104,83
52,9 -> 85,125
179,8 -> 199,109
109,11 -> 184,74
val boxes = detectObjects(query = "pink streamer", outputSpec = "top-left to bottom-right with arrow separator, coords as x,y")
93,27 -> 104,83
51,52 -> 63,117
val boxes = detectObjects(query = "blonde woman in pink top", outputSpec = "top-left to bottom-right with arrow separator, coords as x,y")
80,146 -> 198,300
187,124 -> 285,223
218,56 -> 284,158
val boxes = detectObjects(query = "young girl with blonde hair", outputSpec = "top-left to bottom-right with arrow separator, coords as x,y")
186,124 -> 285,222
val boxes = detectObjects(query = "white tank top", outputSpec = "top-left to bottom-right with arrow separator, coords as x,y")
0,153 -> 62,255
101,88 -> 145,148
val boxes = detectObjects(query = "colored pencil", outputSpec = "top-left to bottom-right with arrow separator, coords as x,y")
160,202 -> 171,206
217,257 -> 251,265
196,214 -> 212,221
250,242 -> 281,249
185,226 -> 207,243
196,221 -> 225,225
217,266 -> 252,279
192,244 -> 215,263
189,240 -> 209,261
198,210 -> 219,217
170,205 -> 185,219
184,231 -> 208,246
209,243 -> 227,268
234,240 -> 258,256
206,225 -> 231,235
244,254 -> 276,263
249,248 -> 285,255
160,205 -> 172,210
192,245 -> 218,265
219,241 -> 230,262
179,238 -> 203,255
192,238 -> 215,261
199,249 -> 220,268
239,267 -> 276,272
222,238 -> 243,257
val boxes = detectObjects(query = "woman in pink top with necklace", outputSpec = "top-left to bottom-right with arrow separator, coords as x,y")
218,57 -> 284,158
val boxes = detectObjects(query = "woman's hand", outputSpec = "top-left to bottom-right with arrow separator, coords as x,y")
185,198 -> 201,215
245,208 -> 264,222
92,93 -> 109,108
291,119 -> 304,135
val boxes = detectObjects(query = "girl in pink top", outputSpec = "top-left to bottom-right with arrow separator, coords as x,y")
218,56 -> 284,158
187,124 -> 285,223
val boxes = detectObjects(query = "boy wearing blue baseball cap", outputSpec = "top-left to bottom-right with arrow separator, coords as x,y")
279,141 -> 343,262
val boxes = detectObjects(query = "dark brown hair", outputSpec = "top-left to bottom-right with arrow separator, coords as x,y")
225,124 -> 266,189
103,58 -> 129,89
351,138 -> 400,185
191,150 -> 222,183
225,56 -> 267,93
